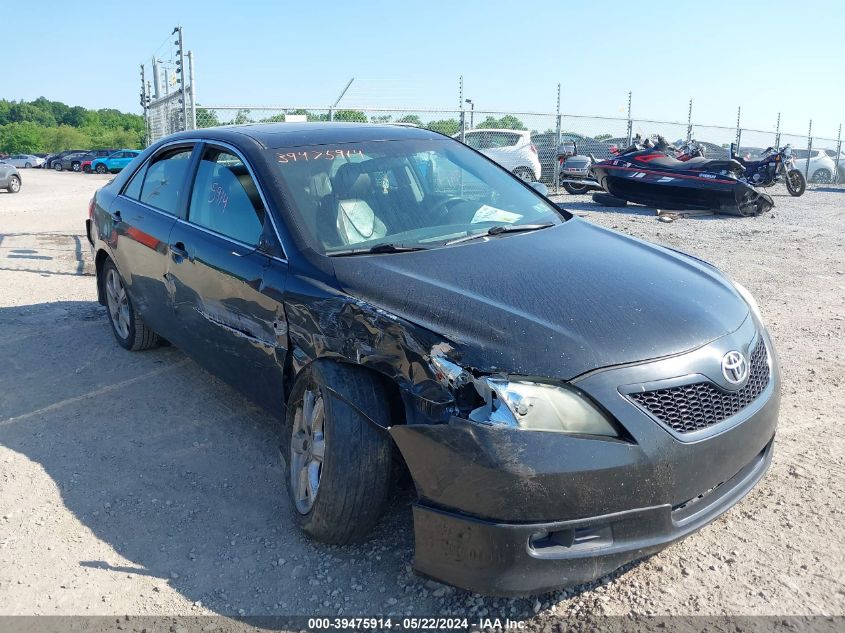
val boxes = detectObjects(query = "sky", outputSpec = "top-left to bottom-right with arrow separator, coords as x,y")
5,0 -> 844,138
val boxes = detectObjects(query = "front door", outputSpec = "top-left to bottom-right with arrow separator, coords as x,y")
164,144 -> 288,413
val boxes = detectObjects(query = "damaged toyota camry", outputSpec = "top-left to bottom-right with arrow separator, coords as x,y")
86,122 -> 780,596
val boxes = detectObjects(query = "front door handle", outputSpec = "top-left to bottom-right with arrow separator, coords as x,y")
170,241 -> 189,260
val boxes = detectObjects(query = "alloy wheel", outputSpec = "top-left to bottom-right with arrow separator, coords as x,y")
105,268 -> 130,340
8,176 -> 20,193
290,387 -> 326,514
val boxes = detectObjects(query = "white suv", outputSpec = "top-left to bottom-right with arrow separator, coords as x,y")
462,129 -> 541,182
792,148 -> 837,183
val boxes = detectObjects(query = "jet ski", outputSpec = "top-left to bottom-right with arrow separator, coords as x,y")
591,144 -> 774,217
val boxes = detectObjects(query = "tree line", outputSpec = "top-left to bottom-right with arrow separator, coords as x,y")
195,108 -> 531,137
0,98 -> 144,154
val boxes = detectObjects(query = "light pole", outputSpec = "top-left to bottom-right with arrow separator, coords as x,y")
465,99 -> 474,129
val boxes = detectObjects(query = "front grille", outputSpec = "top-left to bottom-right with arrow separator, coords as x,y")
629,339 -> 770,433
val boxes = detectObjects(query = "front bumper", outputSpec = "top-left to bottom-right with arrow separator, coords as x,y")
390,317 -> 780,595
412,439 -> 772,596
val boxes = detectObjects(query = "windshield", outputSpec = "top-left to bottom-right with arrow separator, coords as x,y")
268,138 -> 564,255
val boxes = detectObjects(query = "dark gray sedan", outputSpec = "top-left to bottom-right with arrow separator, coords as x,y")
0,161 -> 21,193
86,122 -> 780,596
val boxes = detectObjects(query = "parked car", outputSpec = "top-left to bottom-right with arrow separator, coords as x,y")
44,150 -> 88,170
79,149 -> 118,173
559,133 -> 614,160
824,148 -> 845,182
3,154 -> 44,168
462,129 -> 541,181
90,149 -> 141,174
87,123 -> 780,596
790,148 -> 836,183
530,133 -> 565,184
54,151 -> 90,172
0,161 -> 21,193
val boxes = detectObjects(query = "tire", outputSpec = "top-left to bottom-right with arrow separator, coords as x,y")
95,163 -> 107,174
811,168 -> 831,184
83,165 -> 91,173
24,162 -> 32,169
785,169 -> 806,196
6,175 -> 21,193
512,167 -> 534,182
592,192 -> 628,207
562,182 -> 590,195
72,162 -> 81,172
101,259 -> 158,351
283,361 -> 393,544
54,162 -> 63,172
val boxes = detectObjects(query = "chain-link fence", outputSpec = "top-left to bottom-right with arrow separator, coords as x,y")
162,101 -> 845,188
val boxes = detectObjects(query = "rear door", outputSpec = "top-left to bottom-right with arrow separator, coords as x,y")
109,143 -> 196,340
164,143 -> 288,412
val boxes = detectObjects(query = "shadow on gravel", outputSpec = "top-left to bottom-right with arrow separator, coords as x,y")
0,300 -> 645,622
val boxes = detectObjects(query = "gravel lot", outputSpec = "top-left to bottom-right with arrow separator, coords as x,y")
0,169 -> 843,627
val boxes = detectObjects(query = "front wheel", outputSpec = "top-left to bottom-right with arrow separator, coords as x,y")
95,163 -> 108,174
283,362 -> 393,544
786,169 -> 806,196
24,162 -> 32,169
562,182 -> 591,195
102,259 -> 159,351
6,175 -> 21,193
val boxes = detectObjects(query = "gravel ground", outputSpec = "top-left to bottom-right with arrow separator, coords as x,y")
0,170 -> 843,628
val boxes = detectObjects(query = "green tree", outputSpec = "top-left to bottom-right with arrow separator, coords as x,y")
196,108 -> 221,128
476,114 -> 526,130
0,122 -> 47,153
594,133 -> 612,141
425,118 -> 460,136
333,110 -> 367,123
397,115 -> 423,127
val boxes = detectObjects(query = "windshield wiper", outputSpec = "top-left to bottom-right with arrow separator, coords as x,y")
444,222 -> 555,246
327,243 -> 432,257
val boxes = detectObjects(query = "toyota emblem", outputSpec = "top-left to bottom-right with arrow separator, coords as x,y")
721,351 -> 749,385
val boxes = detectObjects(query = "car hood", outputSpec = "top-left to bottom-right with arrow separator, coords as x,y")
329,219 -> 749,380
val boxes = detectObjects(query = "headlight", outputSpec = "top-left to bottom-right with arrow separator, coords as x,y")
468,378 -> 618,437
731,280 -> 764,325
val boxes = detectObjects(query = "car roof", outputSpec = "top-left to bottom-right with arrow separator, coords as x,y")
165,122 -> 446,150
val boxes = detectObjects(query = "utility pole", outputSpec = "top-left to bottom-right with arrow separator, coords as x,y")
626,91 -> 633,146
459,76 -> 465,142
774,112 -> 781,149
140,64 -> 148,146
555,83 -> 562,194
834,124 -> 842,184
735,106 -> 742,152
329,77 -> 354,122
805,120 -> 813,182
686,99 -> 693,142
174,26 -> 187,132
187,50 -> 196,130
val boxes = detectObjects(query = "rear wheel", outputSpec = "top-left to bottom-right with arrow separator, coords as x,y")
786,169 -> 806,196
72,162 -> 81,172
54,162 -> 63,172
24,162 -> 32,169
102,259 -> 158,351
95,163 -> 107,174
283,362 -> 393,544
513,167 -> 534,182
6,175 -> 20,193
811,168 -> 831,184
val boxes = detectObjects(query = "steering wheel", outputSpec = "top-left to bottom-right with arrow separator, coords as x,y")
431,196 -> 466,220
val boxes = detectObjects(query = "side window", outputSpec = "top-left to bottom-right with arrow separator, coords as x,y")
138,147 -> 193,215
188,148 -> 266,246
123,163 -> 147,200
